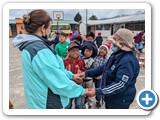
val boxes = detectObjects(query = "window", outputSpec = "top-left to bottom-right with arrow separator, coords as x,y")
96,25 -> 103,30
104,24 -> 110,30
51,26 -> 57,30
51,25 -> 70,30
125,22 -> 145,31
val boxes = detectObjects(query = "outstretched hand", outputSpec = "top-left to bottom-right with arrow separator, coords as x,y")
72,74 -> 83,84
84,88 -> 96,97
77,72 -> 86,79
88,88 -> 96,97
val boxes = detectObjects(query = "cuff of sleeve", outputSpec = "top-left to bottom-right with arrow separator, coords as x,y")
71,73 -> 74,80
85,71 -> 89,77
81,88 -> 85,96
96,88 -> 103,95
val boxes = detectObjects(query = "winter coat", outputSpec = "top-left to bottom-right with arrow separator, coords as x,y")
95,36 -> 103,47
64,56 -> 85,84
85,50 -> 140,108
12,34 -> 85,109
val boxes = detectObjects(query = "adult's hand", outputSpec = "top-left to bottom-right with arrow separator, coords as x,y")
77,72 -> 86,79
72,74 -> 83,84
88,88 -> 96,97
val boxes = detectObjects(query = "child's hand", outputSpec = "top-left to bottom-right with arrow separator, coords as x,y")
85,64 -> 89,69
72,74 -> 83,84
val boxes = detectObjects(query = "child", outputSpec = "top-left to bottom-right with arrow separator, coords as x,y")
64,42 -> 85,109
81,41 -> 98,109
86,32 -> 95,42
95,32 -> 103,48
84,32 -> 99,50
55,32 -> 70,59
93,44 -> 109,108
71,35 -> 83,56
72,35 -> 82,44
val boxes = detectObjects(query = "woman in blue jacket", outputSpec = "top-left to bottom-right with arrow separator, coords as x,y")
78,28 -> 140,109
12,9 -> 89,109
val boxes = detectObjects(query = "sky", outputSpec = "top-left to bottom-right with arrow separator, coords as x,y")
9,9 -> 145,20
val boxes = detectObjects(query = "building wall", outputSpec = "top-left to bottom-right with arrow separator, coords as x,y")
113,23 -> 125,33
79,22 -> 87,35
95,30 -> 111,38
93,22 -> 144,37
15,18 -> 27,34
9,25 -> 12,37
9,24 -> 17,37
9,30 -> 12,37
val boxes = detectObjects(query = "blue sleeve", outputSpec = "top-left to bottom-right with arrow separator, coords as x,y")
32,49 -> 85,98
85,64 -> 104,77
96,61 -> 134,96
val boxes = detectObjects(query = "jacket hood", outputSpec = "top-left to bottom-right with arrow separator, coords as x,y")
12,34 -> 42,50
82,41 -> 98,58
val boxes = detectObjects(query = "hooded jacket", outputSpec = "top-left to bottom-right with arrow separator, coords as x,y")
82,41 -> 98,58
64,56 -> 85,84
85,50 -> 139,108
95,36 -> 103,47
12,34 -> 85,109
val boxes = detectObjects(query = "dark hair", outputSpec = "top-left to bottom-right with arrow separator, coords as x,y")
59,32 -> 67,37
86,32 -> 95,39
84,45 -> 93,51
72,35 -> 82,44
22,9 -> 52,33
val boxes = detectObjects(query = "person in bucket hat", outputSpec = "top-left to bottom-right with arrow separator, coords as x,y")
77,28 -> 140,109
108,28 -> 135,52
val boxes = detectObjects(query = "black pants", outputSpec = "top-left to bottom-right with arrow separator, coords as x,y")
105,103 -> 130,109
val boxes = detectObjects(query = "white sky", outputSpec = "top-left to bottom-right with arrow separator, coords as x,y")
9,9 -> 145,20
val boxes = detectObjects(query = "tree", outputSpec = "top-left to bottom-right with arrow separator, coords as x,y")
74,12 -> 82,23
89,15 -> 98,20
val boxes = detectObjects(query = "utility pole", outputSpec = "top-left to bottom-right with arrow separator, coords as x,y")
86,9 -> 88,34
56,14 -> 61,32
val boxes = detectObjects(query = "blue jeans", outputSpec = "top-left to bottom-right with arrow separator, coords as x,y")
65,95 -> 82,109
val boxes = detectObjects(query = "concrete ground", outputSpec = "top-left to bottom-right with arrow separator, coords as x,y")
9,38 -> 145,109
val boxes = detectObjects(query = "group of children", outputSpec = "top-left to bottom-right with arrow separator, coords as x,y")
52,31 -> 109,109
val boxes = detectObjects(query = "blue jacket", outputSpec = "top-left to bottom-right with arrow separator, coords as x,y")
12,34 -> 85,109
85,50 -> 139,108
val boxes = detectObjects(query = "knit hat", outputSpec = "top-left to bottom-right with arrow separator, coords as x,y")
67,42 -> 79,51
82,41 -> 98,57
105,42 -> 111,50
98,32 -> 101,36
108,28 -> 135,51
99,44 -> 108,52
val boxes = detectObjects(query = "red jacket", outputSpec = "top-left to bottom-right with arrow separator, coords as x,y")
64,56 -> 85,74
134,32 -> 143,43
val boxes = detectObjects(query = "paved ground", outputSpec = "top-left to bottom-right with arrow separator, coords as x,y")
9,38 -> 145,109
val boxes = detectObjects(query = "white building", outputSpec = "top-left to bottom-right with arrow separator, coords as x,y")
80,13 -> 145,37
